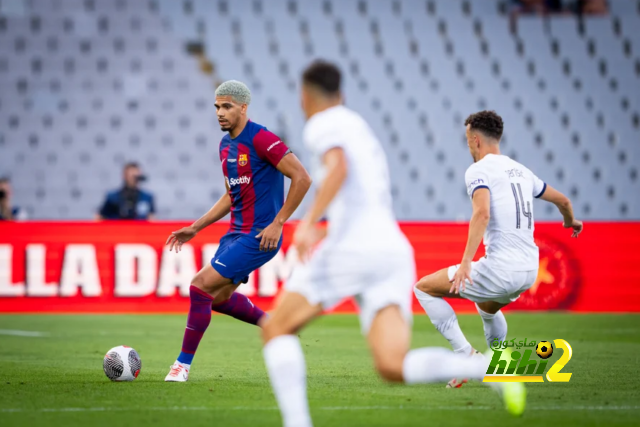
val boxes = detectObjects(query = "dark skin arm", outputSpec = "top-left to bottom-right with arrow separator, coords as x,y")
256,153 -> 312,251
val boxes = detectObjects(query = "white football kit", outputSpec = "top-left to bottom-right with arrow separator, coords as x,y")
450,154 -> 545,304
286,105 -> 416,332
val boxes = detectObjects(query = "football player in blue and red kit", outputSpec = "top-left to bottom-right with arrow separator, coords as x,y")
164,80 -> 312,382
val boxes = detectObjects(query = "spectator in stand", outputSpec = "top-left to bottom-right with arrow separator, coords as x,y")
187,41 -> 224,88
0,177 -> 27,221
579,0 -> 608,14
96,162 -> 155,220
510,0 -> 608,15
510,0 -> 547,15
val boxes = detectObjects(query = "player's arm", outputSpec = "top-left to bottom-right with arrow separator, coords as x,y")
274,154 -> 313,226
451,188 -> 491,294
539,185 -> 583,237
166,181 -> 232,253
256,153 -> 312,251
294,147 -> 346,261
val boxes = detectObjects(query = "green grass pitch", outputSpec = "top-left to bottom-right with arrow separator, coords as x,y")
1,313 -> 638,427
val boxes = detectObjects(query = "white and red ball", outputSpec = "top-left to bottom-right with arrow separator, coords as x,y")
103,345 -> 142,381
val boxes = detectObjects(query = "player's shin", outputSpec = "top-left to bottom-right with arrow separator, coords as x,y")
212,292 -> 266,326
176,286 -> 214,366
263,335 -> 312,427
402,347 -> 487,384
476,304 -> 507,349
414,288 -> 472,355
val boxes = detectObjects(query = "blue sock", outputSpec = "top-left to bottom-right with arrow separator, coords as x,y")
177,351 -> 194,365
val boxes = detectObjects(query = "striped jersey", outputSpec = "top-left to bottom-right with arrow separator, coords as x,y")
219,120 -> 290,235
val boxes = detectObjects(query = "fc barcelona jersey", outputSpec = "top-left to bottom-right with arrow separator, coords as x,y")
219,120 -> 290,236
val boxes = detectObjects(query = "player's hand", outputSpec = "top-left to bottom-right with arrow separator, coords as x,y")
563,219 -> 583,238
166,225 -> 198,253
450,261 -> 473,294
293,220 -> 323,263
256,221 -> 283,252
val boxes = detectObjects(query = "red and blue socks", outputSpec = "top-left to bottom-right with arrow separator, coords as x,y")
177,286 -> 213,366
212,292 -> 266,326
176,289 -> 266,366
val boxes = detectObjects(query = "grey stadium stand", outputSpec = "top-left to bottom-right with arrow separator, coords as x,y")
0,0 -> 638,220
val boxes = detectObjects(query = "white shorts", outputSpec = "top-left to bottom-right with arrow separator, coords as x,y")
447,257 -> 538,304
286,241 -> 416,334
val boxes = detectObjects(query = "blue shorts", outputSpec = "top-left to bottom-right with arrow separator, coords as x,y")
210,232 -> 282,284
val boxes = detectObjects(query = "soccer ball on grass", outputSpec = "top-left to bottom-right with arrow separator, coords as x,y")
103,345 -> 142,381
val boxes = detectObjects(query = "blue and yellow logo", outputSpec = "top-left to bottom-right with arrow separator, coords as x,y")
238,154 -> 248,167
483,338 -> 573,383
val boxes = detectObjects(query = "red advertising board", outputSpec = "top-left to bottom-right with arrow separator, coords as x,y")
1,221 -> 639,313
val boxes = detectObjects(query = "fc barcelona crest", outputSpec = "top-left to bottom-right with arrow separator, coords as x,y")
238,154 -> 248,166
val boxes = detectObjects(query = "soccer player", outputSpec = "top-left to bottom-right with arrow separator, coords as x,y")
261,62 -> 525,427
414,110 -> 583,388
164,80 -> 312,382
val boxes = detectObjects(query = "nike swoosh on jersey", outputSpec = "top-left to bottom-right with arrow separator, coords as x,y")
214,259 -> 227,267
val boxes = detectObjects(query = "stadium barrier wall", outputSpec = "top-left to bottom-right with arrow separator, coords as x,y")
1,222 -> 639,313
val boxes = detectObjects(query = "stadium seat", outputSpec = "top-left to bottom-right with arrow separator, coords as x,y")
0,0 -> 638,220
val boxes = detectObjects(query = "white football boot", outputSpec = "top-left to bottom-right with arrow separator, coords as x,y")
165,362 -> 190,382
446,349 -> 485,388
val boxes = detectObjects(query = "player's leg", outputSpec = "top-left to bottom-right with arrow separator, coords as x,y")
366,304 -> 486,384
262,291 -> 322,427
211,286 -> 268,327
414,267 -> 474,355
208,234 -> 279,327
367,305 -> 526,416
166,263 -> 233,381
476,300 -> 509,349
472,267 -> 538,349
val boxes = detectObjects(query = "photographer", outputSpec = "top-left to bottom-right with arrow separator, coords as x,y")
0,177 -> 27,221
96,162 -> 156,220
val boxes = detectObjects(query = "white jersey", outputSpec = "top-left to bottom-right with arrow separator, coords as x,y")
290,105 -> 416,333
303,105 -> 407,251
465,154 -> 547,271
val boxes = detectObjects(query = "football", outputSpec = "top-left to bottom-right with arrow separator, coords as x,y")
103,345 -> 142,381
536,341 -> 554,359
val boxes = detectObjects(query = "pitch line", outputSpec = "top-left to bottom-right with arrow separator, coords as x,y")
0,329 -> 49,337
1,405 -> 639,413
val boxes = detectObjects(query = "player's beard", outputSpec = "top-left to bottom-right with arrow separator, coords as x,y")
219,120 -> 232,132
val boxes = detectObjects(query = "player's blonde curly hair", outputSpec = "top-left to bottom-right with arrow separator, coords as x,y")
215,80 -> 251,105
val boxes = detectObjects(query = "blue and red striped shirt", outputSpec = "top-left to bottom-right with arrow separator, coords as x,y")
219,121 -> 290,236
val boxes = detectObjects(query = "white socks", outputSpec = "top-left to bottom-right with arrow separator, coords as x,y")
414,288 -> 472,355
402,347 -> 487,384
476,304 -> 507,349
263,335 -> 312,427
